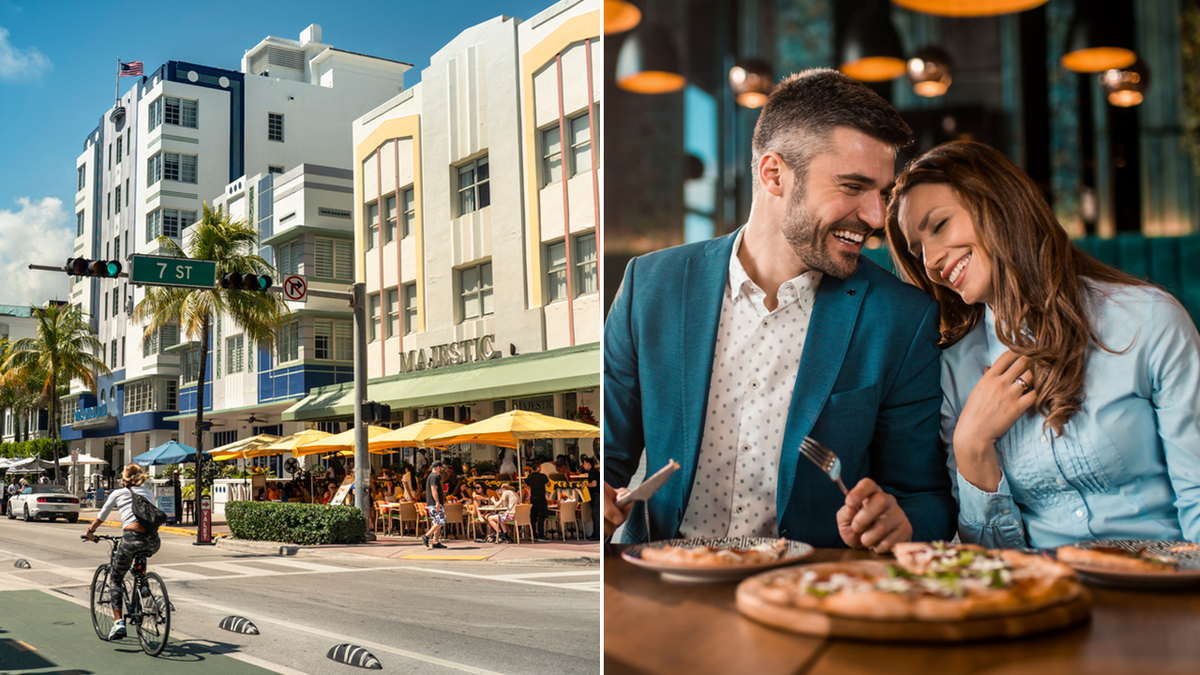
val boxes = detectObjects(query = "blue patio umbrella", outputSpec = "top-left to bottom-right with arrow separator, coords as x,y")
134,440 -> 212,466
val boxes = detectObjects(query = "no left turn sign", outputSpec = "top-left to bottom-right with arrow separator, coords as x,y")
283,275 -> 308,302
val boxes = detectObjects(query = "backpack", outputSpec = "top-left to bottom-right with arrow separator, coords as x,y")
129,487 -> 168,532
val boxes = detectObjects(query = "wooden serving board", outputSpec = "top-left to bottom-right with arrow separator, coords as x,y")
736,563 -> 1092,642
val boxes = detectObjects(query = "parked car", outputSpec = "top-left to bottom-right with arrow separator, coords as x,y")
7,485 -> 80,523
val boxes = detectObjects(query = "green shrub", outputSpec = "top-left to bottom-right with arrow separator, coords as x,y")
225,501 -> 367,545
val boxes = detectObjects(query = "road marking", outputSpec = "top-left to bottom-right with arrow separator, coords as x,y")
180,597 -> 508,675
399,566 -> 601,592
489,571 -> 600,580
13,639 -> 35,651
400,554 -> 492,561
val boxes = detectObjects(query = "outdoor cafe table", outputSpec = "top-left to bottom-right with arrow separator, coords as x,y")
604,545 -> 1200,675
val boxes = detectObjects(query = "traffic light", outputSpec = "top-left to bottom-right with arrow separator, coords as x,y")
365,401 -> 391,425
218,272 -> 273,291
65,257 -> 122,278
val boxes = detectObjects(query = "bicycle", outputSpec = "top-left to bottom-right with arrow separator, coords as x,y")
82,534 -> 171,656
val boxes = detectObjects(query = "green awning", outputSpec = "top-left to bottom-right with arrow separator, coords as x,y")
282,342 -> 599,422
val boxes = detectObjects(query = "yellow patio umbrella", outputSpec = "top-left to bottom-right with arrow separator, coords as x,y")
209,434 -> 283,461
368,418 -> 465,452
425,409 -> 600,448
257,429 -> 335,458
292,425 -> 393,457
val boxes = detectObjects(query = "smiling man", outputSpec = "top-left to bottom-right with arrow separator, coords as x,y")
603,69 -> 957,551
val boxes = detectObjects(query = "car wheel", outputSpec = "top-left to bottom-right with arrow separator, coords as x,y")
6,506 -> 13,520
68,514 -> 79,524
24,506 -> 32,522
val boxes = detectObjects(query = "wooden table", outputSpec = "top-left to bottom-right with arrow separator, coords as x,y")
604,545 -> 1200,675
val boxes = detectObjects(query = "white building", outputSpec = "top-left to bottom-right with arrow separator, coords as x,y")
63,25 -> 412,468
285,0 -> 603,467
1,305 -> 49,444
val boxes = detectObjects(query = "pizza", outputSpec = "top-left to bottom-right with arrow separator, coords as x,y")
639,538 -> 790,567
1056,543 -> 1179,573
738,541 -> 1083,623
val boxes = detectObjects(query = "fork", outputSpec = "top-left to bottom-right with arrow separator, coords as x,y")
799,436 -> 849,495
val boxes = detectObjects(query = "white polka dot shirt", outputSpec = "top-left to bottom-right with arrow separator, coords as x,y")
679,230 -> 821,539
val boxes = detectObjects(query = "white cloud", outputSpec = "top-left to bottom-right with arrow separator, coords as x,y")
0,26 -> 51,82
0,197 -> 71,306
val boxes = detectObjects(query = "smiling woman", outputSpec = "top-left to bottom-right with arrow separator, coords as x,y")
884,140 -> 1200,550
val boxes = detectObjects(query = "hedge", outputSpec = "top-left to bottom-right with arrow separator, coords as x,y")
225,501 -> 367,545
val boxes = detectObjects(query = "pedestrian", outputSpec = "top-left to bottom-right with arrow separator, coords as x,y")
423,461 -> 447,549
167,471 -> 182,524
582,456 -> 600,540
524,462 -> 550,541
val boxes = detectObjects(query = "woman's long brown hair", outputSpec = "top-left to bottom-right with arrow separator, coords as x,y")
883,141 -> 1151,436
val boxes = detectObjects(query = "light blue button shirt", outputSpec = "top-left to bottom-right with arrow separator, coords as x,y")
941,281 -> 1200,548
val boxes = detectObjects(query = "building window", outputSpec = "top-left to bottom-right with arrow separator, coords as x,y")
278,321 -> 300,363
120,336 -> 125,367
108,143 -> 112,170
268,165 -> 284,174
103,293 -> 108,320
402,187 -> 415,238
165,152 -> 197,183
142,325 -> 178,358
368,293 -> 381,342
183,348 -> 201,383
151,95 -> 198,130
114,186 -> 121,214
402,283 -> 417,335
107,192 -> 111,219
542,125 -> 562,186
126,129 -> 130,156
77,166 -> 85,192
571,109 -> 595,175
125,179 -> 129,207
147,153 -> 161,186
456,156 -> 490,216
366,202 -> 379,250
112,286 -> 120,315
459,262 -> 493,321
111,340 -> 117,367
547,241 -> 568,302
76,211 -> 84,237
116,136 -> 122,164
575,232 -> 598,295
314,238 -> 353,280
146,208 -> 196,241
125,381 -> 152,414
314,320 -> 353,361
226,335 -> 244,374
383,194 -> 397,244
386,287 -> 399,338
213,430 -> 237,448
268,113 -> 284,142
165,380 -> 177,411
277,239 -> 301,276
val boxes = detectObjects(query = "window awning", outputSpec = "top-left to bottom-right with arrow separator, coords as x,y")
282,343 -> 599,422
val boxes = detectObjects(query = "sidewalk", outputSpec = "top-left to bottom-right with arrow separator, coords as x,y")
79,506 -> 601,565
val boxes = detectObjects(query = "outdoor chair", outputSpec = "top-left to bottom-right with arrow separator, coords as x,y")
580,500 -> 593,538
507,503 -> 534,545
443,502 -> 465,539
397,501 -> 423,537
556,500 -> 581,540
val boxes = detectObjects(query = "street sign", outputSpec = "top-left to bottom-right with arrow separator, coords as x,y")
129,255 -> 218,289
282,274 -> 308,302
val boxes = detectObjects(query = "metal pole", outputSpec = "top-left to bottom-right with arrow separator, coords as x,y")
351,282 -> 372,538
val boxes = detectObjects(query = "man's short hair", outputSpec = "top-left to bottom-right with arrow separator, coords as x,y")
430,461 -> 443,468
751,68 -> 913,193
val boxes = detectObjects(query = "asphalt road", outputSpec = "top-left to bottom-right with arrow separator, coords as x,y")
0,516 -> 600,674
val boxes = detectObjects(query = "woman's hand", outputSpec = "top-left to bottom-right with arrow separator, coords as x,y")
953,350 -> 1037,492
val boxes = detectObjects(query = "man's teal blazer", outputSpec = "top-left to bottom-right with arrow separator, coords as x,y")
604,230 -> 957,546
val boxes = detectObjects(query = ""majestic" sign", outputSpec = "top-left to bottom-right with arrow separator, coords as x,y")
398,334 -> 502,374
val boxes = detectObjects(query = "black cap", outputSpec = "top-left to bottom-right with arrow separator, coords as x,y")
430,461 -> 443,468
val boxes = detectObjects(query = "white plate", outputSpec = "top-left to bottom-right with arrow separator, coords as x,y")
622,537 -> 814,583
1058,539 -> 1200,589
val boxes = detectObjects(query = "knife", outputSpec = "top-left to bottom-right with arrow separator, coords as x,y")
615,459 -> 680,508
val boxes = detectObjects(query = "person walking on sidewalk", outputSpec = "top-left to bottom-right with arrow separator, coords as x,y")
583,456 -> 600,540
525,462 -> 550,541
423,462 -> 448,549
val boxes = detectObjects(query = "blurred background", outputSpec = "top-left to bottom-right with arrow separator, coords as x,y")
603,0 -> 1200,323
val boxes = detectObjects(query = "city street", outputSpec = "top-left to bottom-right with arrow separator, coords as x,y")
0,518 -> 599,674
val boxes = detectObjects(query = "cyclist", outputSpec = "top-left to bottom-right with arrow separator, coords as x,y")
84,463 -> 161,641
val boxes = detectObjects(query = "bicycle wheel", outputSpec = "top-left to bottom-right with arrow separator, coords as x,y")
136,572 -> 171,656
89,565 -> 115,641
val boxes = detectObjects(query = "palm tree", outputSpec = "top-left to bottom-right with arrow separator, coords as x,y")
2,304 -> 109,482
133,202 -> 288,537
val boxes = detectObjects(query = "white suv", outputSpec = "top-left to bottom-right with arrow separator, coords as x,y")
7,485 -> 81,523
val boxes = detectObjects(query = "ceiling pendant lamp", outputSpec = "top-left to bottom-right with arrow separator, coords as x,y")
1100,59 -> 1149,107
616,22 -> 686,94
890,0 -> 1048,17
729,58 -> 774,108
840,0 -> 907,82
907,46 -> 953,97
1061,1 -> 1137,73
605,0 -> 641,35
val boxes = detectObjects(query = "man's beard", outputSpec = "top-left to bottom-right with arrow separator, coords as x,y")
780,186 -> 862,280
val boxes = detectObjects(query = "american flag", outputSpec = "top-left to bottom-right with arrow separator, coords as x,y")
119,61 -> 143,77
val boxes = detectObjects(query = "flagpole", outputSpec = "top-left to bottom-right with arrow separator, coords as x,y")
115,55 -> 120,105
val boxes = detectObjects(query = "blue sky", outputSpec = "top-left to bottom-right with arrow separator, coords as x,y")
0,0 -> 554,306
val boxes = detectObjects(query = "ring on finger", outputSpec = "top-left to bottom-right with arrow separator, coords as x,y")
1015,376 -> 1031,393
